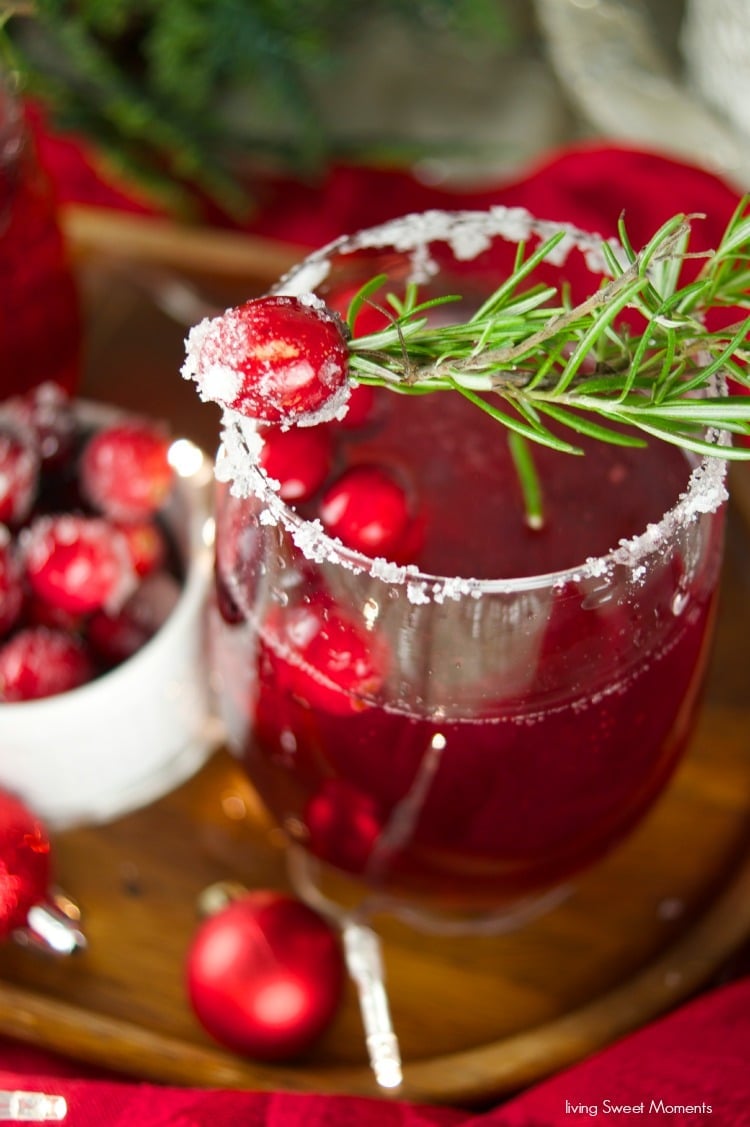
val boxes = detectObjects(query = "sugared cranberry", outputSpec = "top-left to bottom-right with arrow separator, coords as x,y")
88,571 -> 181,664
264,594 -> 387,715
319,464 -> 411,558
0,527 -> 23,637
80,422 -> 174,521
22,514 -> 137,615
24,592 -> 86,636
183,295 -> 350,425
0,426 -> 39,525
5,382 -> 76,465
0,626 -> 93,702
259,425 -> 333,502
0,392 -> 186,698
116,519 -> 167,577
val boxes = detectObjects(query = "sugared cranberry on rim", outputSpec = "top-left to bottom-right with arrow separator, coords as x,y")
182,295 -> 350,426
80,421 -> 174,521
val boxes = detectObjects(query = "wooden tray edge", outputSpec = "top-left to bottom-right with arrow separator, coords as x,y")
2,828 -> 750,1106
61,204 -> 305,285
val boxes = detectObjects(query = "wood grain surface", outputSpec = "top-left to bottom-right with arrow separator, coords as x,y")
1,246 -> 749,1106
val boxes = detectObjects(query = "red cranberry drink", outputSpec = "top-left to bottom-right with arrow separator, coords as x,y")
1,72 -> 80,399
185,210 -> 729,918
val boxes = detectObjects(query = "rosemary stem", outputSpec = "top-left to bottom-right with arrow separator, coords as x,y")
345,200 -> 750,459
508,433 -> 545,530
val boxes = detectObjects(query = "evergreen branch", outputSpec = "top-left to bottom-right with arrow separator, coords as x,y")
2,0 -> 513,214
346,204 -> 750,460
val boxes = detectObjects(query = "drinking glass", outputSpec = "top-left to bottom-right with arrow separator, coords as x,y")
209,209 -> 728,1084
0,66 -> 80,399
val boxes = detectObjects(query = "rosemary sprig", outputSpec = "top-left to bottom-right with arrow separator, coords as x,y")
345,203 -> 750,460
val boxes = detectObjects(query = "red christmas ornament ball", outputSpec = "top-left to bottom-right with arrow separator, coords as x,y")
0,790 -> 51,936
186,891 -> 345,1060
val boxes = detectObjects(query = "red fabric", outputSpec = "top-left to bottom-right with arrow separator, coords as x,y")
236,145 -> 743,255
1,975 -> 749,1124
475,974 -> 750,1126
28,97 -> 742,252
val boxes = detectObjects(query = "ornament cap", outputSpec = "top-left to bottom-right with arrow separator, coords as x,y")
13,890 -> 86,956
0,1089 -> 67,1121
195,879 -> 249,918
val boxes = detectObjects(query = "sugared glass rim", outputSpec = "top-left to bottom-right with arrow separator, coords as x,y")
217,207 -> 729,602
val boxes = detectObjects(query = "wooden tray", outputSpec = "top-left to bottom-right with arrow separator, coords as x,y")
0,511 -> 749,1107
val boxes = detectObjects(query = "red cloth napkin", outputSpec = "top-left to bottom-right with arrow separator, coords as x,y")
478,973 -> 750,1126
1,974 -> 749,1124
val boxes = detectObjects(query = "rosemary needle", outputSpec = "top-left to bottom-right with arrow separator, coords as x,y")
346,202 -> 750,460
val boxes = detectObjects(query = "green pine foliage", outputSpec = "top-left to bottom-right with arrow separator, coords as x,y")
1,0 -> 511,217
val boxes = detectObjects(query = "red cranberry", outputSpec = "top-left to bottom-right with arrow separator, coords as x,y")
0,426 -> 39,525
0,527 -> 23,637
305,779 -> 383,874
184,295 -> 350,424
319,464 -> 411,558
22,514 -> 137,615
264,594 -> 387,715
80,421 -> 174,521
259,425 -> 333,502
5,382 -> 76,465
88,571 -> 181,664
115,519 -> 167,578
24,592 -> 87,636
0,626 -> 93,701
0,393 -> 186,695
338,383 -> 377,429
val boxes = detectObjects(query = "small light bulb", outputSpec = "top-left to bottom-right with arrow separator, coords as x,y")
168,438 -> 205,478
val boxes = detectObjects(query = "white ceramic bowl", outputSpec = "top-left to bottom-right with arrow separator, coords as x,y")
0,403 -> 220,829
